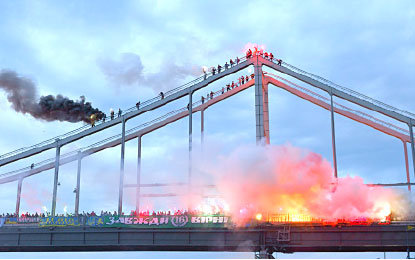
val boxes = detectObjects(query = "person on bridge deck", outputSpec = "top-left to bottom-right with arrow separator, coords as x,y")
110,108 -> 114,120
269,52 -> 274,61
30,163 -> 34,169
231,81 -> 235,89
203,71 -> 207,80
159,91 -> 164,99
90,114 -> 96,127
277,59 -> 282,65
210,91 -> 214,99
265,52 -> 269,59
201,96 -> 205,104
259,49 -> 264,57
206,93 -> 209,100
241,76 -> 245,84
236,56 -> 240,64
224,62 -> 229,70
117,108 -> 122,117
230,59 -> 234,67
221,87 -> 224,94
246,75 -> 249,82
217,64 -> 222,73
238,77 -> 242,86
246,48 -> 252,58
187,103 -> 190,110
212,67 -> 216,75
251,73 -> 255,79
226,84 -> 230,91
136,101 -> 140,110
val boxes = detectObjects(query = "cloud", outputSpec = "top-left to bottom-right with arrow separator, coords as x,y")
97,52 -> 200,92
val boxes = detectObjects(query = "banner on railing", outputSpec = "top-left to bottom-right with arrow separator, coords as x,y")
4,217 -> 40,225
39,216 -> 83,227
37,215 -> 230,228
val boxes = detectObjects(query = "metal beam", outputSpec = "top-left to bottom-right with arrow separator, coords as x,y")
51,139 -> 60,217
75,151 -> 82,215
0,59 -> 252,167
136,136 -> 142,213
188,92 -> 193,209
2,225 -> 415,253
15,178 -> 22,216
410,119 -> 415,181
0,80 -> 256,185
330,93 -> 338,178
261,57 -> 413,125
263,83 -> 270,145
403,140 -> 411,191
201,109 -> 204,146
118,116 -> 126,215
254,57 -> 265,145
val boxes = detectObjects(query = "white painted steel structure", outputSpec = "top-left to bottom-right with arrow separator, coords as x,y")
1,54 -> 414,217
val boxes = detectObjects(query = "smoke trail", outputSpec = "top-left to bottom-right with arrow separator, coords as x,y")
97,53 -> 200,91
0,70 -> 103,123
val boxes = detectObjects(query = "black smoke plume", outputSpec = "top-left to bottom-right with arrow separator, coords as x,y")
0,69 -> 103,123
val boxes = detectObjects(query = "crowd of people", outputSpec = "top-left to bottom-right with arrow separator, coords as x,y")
1,209 -> 223,219
88,49 -> 282,128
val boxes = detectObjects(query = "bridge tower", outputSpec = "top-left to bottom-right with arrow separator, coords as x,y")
254,56 -> 270,145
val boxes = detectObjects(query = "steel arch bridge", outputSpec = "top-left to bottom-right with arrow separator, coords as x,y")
1,53 -> 415,257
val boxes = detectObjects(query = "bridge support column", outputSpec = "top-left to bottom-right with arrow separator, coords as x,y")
51,139 -> 60,217
330,93 -> 338,178
15,178 -> 23,217
263,83 -> 270,145
201,109 -> 204,146
254,57 -> 265,145
403,140 -> 411,191
410,119 -> 415,181
136,136 -> 142,213
75,151 -> 82,215
188,92 -> 193,209
118,116 -> 126,215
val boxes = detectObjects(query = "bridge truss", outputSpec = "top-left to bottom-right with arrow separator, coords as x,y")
1,53 -> 415,256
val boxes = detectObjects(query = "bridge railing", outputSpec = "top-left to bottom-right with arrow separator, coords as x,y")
267,73 -> 410,136
280,61 -> 415,121
0,57 -> 250,161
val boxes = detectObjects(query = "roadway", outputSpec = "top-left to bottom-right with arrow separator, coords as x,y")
1,223 -> 415,253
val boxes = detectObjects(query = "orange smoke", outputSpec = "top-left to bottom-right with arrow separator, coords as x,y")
195,144 -> 399,223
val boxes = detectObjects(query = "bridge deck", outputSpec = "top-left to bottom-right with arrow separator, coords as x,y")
1,224 -> 415,253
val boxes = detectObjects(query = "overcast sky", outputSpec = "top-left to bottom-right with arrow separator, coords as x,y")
0,0 -> 414,258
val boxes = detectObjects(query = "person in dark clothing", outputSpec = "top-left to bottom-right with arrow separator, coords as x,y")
236,57 -> 240,64
118,108 -> 122,117
201,96 -> 205,104
136,101 -> 140,110
217,64 -> 222,73
277,59 -> 282,65
224,62 -> 229,70
110,109 -> 114,120
230,59 -> 234,67
160,92 -> 164,99
212,67 -> 216,75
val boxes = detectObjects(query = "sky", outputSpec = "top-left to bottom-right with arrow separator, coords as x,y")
0,0 -> 415,258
